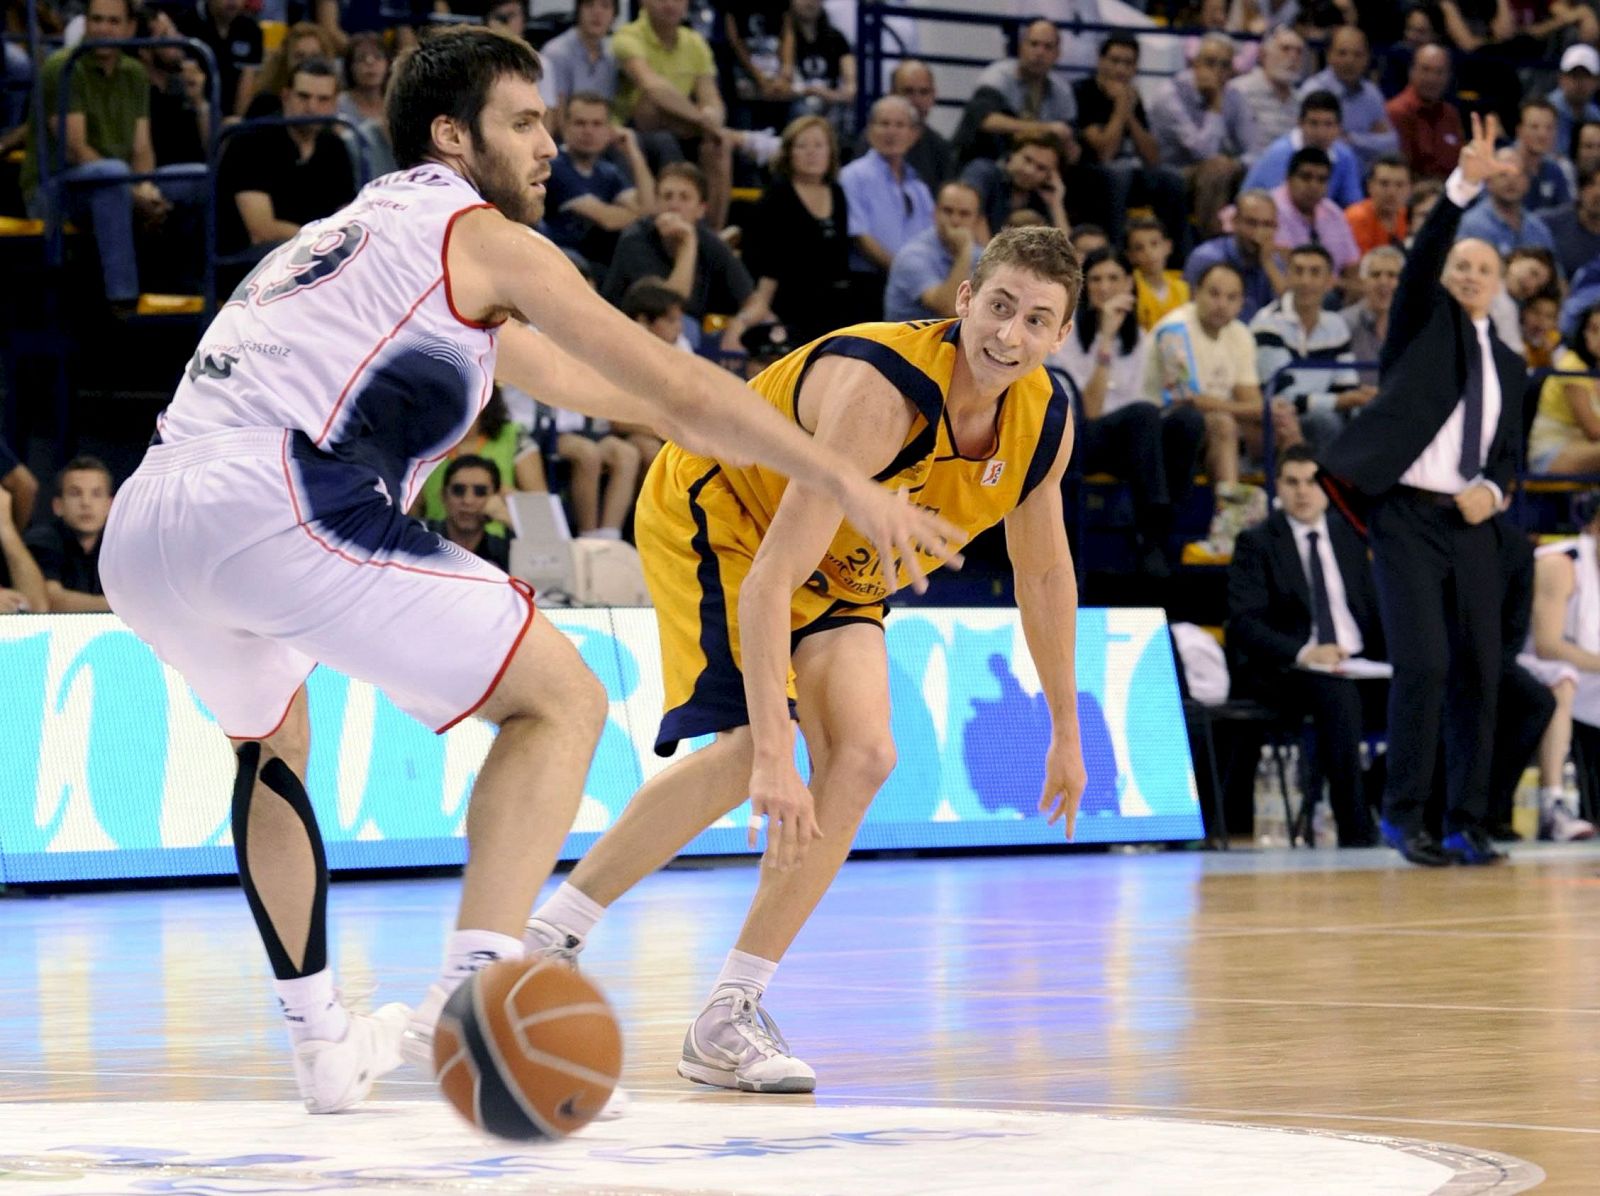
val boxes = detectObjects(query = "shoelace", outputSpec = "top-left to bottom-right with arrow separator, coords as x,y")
728,992 -> 792,1060
528,921 -> 584,966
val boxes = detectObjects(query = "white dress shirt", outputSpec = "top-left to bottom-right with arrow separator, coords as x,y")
1288,513 -> 1364,658
1398,169 -> 1503,501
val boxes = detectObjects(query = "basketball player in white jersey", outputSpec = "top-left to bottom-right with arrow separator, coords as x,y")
99,27 -> 961,1115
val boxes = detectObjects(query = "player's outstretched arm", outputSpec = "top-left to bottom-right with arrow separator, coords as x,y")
451,209 -> 964,592
739,360 -> 916,871
1002,426 -> 1086,840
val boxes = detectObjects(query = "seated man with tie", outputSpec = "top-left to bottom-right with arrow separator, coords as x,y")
1228,445 -> 1385,846
1320,114 -> 1527,868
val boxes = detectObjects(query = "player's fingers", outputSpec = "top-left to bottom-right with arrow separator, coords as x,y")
748,808 -> 763,851
901,540 -> 931,594
875,533 -> 902,597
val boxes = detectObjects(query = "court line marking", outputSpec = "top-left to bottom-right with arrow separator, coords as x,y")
840,1092 -> 1600,1139
0,1085 -> 1590,1143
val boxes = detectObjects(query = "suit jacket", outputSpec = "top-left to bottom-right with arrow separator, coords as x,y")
1319,183 -> 1525,520
1226,509 -> 1385,686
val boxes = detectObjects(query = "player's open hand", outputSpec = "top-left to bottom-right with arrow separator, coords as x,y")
1459,112 -> 1514,187
1038,737 -> 1087,841
838,480 -> 965,597
747,760 -> 823,871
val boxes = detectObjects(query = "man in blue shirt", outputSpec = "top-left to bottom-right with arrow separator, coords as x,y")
543,91 -> 653,271
1514,99 -> 1574,212
840,95 -> 934,281
884,181 -> 983,321
1297,27 -> 1397,170
1459,148 -> 1558,257
1184,189 -> 1286,321
1243,91 -> 1365,208
1546,166 -> 1600,277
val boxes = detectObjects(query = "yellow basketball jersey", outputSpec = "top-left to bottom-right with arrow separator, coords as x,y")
713,318 -> 1071,605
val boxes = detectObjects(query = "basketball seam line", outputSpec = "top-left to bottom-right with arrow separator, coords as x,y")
512,1003 -> 616,1030
474,973 -> 563,1138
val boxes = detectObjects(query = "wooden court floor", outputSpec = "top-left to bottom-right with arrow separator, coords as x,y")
2,844 -> 1597,1192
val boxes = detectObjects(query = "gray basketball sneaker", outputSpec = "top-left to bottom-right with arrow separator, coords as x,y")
678,985 -> 816,1093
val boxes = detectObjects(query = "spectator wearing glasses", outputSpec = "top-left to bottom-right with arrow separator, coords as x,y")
1148,33 -> 1250,239
1184,189 -> 1287,322
1296,26 -> 1398,170
1227,28 -> 1307,162
1073,34 -> 1187,248
429,456 -> 513,573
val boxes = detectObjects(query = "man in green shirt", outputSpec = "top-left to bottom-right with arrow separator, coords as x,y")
23,0 -> 182,306
612,0 -> 734,228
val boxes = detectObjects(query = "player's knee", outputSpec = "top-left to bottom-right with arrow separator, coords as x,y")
833,733 -> 897,794
1203,411 -> 1236,438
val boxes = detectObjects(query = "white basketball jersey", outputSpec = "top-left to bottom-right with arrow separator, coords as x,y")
159,165 -> 501,508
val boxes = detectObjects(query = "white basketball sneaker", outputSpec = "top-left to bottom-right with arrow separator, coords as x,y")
678,986 -> 816,1093
291,1001 -> 409,1114
1540,797 -> 1597,842
522,917 -> 587,965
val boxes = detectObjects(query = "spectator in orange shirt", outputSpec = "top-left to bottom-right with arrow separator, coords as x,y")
1344,155 -> 1411,255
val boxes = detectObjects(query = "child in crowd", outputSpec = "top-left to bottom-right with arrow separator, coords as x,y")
1128,217 -> 1189,332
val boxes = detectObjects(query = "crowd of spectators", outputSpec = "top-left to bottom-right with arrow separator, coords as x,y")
10,0 -> 1600,843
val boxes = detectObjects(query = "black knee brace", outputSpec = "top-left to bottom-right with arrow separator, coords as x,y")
232,742 -> 329,980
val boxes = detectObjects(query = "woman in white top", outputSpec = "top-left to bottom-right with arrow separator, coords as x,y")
1051,248 -> 1206,576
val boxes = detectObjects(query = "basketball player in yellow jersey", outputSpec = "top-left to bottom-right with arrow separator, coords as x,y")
525,227 -> 1089,1093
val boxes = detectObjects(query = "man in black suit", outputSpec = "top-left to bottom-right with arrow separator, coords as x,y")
1320,114 -> 1526,867
1229,445 -> 1385,846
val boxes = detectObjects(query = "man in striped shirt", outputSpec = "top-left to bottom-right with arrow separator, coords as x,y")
1249,244 -> 1374,453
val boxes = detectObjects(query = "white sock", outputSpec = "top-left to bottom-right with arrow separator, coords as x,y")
274,969 -> 349,1044
442,929 -> 524,987
531,882 -> 606,939
714,949 -> 778,998
1538,787 -> 1566,809
580,527 -> 621,540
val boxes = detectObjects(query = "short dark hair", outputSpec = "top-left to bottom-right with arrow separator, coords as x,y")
1288,146 -> 1332,176
1011,129 -> 1064,162
621,279 -> 685,322
1196,260 -> 1244,289
1099,32 -> 1139,59
1406,177 -> 1443,222
1124,215 -> 1166,242
565,90 -> 611,115
574,0 -> 615,15
387,27 -> 544,171
59,455 -> 113,491
1573,303 -> 1600,371
290,57 -> 338,87
1298,89 -> 1342,123
1069,222 -> 1108,245
1366,153 -> 1409,183
1520,97 -> 1558,125
1288,242 -> 1334,270
1571,118 -> 1600,164
1275,443 -> 1318,476
443,454 -> 502,490
658,161 -> 708,201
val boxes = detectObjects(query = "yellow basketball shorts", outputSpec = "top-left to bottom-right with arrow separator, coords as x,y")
636,447 -> 886,756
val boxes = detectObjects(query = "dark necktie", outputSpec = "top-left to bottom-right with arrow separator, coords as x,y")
1460,326 -> 1484,478
1307,530 -> 1338,646
1308,221 -> 1321,247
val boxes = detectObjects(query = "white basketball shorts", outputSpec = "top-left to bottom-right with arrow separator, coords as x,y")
100,427 -> 536,739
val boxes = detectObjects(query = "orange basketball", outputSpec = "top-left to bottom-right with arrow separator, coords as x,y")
433,958 -> 622,1140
